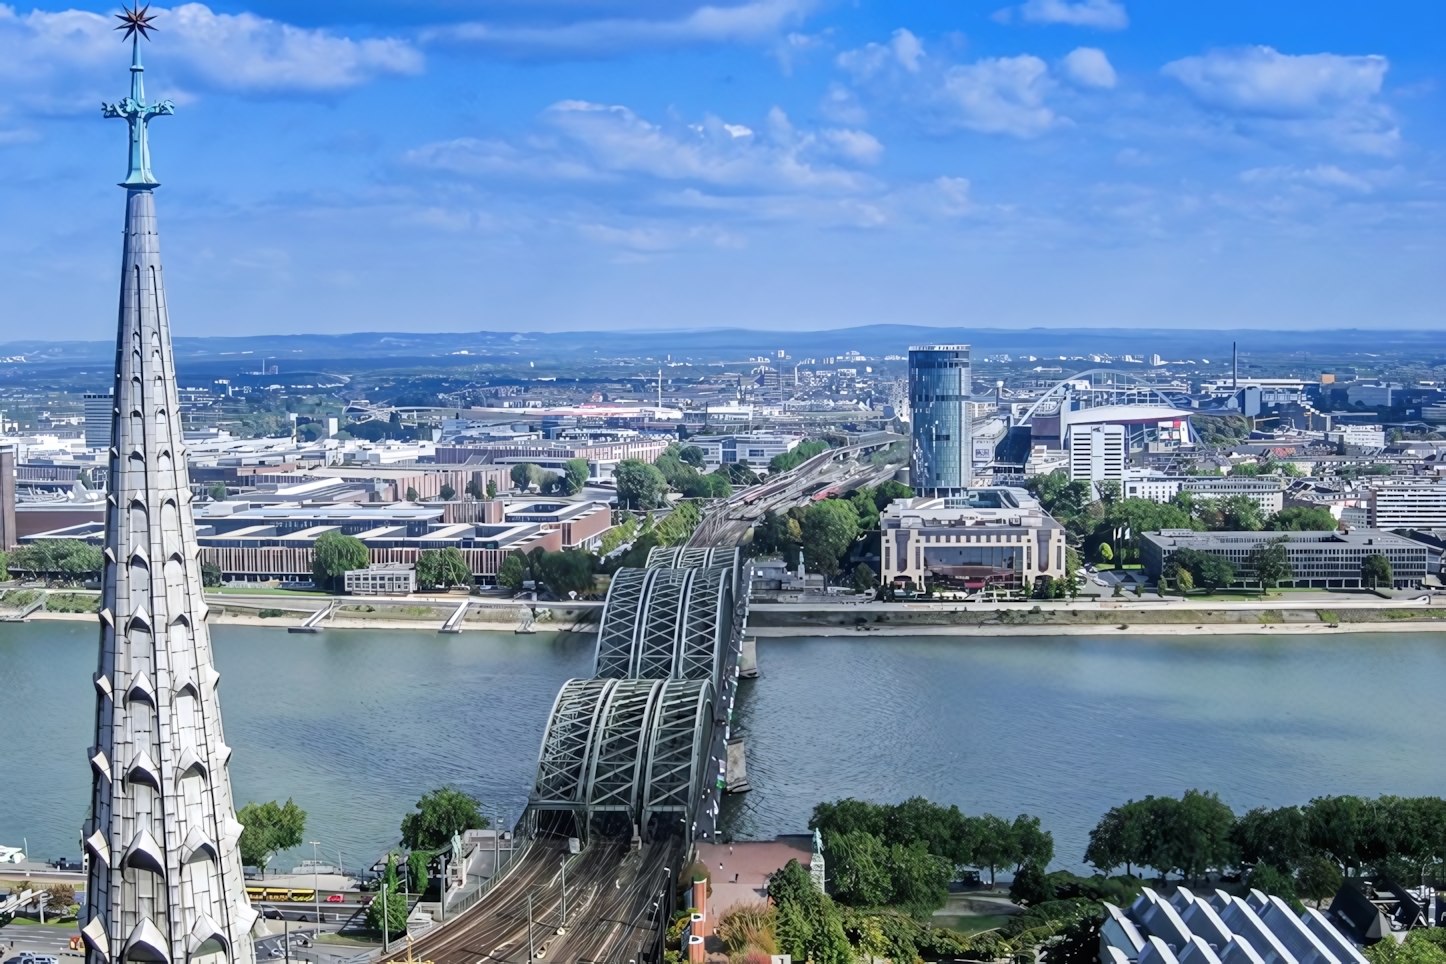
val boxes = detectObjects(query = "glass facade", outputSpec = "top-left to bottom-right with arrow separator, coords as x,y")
909,345 -> 972,496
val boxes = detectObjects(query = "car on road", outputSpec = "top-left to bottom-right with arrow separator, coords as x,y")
325,894 -> 344,903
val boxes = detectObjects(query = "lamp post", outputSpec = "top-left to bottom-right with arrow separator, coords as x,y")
311,841 -> 321,928
381,880 -> 389,955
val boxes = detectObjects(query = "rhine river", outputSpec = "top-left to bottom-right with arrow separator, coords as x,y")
3,621 -> 1445,873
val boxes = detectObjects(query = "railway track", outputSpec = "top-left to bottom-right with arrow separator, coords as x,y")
384,837 -> 681,964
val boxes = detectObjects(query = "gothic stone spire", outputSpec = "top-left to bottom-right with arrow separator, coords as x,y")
84,11 -> 257,964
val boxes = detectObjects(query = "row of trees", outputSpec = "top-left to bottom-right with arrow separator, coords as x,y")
1,540 -> 103,580
812,797 -> 1054,902
1085,791 -> 1446,897
497,545 -> 598,597
751,482 -> 913,579
509,458 -> 589,496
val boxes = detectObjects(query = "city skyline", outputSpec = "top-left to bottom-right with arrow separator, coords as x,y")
1,0 -> 1443,337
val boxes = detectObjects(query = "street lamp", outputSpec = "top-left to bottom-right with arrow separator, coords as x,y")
310,841 -> 321,928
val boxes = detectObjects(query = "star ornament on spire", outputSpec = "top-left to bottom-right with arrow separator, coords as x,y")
115,2 -> 159,42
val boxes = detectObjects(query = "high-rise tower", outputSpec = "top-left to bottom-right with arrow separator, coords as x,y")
908,345 -> 972,497
82,9 -> 257,964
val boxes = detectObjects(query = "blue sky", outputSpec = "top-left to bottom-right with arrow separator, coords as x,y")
1,0 -> 1443,339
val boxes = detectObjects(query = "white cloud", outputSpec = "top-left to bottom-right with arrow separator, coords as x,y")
1240,164 -> 1375,193
995,0 -> 1128,30
1059,47 -> 1116,89
0,3 -> 421,108
838,33 -> 1062,138
1163,46 -> 1387,115
1162,46 -> 1397,153
939,56 -> 1056,136
407,100 -> 879,196
423,0 -> 814,57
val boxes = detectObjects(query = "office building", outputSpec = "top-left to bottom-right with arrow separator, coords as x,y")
1366,481 -> 1446,530
909,345 -> 971,497
879,488 -> 1067,592
1118,472 -> 1285,513
344,563 -> 417,595
1327,425 -> 1386,449
1069,424 -> 1126,492
0,444 -> 15,551
687,433 -> 800,470
1140,528 -> 1428,589
82,391 -> 113,450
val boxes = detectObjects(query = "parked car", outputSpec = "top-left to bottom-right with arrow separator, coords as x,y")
325,894 -> 344,903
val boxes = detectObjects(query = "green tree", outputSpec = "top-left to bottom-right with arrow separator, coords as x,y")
1009,861 -> 1054,906
416,548 -> 471,590
1232,805 -> 1311,873
485,479 -> 498,499
237,798 -> 307,873
1026,470 -> 1092,522
405,486 -> 420,502
873,480 -> 914,513
439,483 -> 456,501
848,487 -> 881,531
1011,814 -> 1055,871
1097,543 -> 1114,564
1362,553 -> 1393,589
1248,862 -> 1298,905
852,563 -> 876,593
1175,568 -> 1194,593
971,813 -> 1015,887
615,459 -> 667,509
1364,930 -> 1446,964
406,849 -> 432,897
1161,790 -> 1236,884
564,458 -> 590,495
366,855 -> 408,935
312,531 -> 368,591
1295,854 -> 1343,904
886,840 -> 953,914
511,463 -> 533,491
767,860 -> 852,964
465,479 -> 482,500
678,446 -> 705,468
802,500 -> 860,578
1249,535 -> 1292,591
7,540 -> 103,579
201,562 -> 222,588
770,440 -> 830,474
536,549 -> 598,598
825,830 -> 893,906
497,552 -> 527,591
400,786 -> 486,851
1085,802 -> 1149,877
208,481 -> 227,501
1271,506 -> 1337,531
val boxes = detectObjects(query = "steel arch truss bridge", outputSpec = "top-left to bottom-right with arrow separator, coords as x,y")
529,677 -> 715,838
528,547 -> 750,841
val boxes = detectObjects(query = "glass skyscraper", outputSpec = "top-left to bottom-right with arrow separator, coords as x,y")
909,345 -> 972,497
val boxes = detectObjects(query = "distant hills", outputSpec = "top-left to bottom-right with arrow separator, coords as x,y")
3,325 -> 1444,372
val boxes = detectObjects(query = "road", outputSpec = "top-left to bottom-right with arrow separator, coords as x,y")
382,837 -> 680,964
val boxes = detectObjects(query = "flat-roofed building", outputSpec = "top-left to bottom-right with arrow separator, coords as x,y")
688,433 -> 801,470
345,563 -> 416,595
1140,528 -> 1428,589
1366,481 -> 1446,529
82,391 -> 113,450
1070,424 -> 1126,492
879,488 -> 1067,592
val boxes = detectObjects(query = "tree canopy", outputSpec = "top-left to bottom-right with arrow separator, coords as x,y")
400,786 -> 487,851
801,499 -> 860,577
6,540 -> 103,578
237,798 -> 307,873
614,459 -> 667,509
1362,553 -> 1393,589
312,531 -> 368,590
416,547 -> 471,590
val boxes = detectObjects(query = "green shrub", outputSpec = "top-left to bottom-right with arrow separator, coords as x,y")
258,608 -> 285,618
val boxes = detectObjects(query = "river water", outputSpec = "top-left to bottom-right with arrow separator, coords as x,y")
3,621 -> 1444,873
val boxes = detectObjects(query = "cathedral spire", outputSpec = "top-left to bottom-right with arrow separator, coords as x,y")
85,10 -> 257,964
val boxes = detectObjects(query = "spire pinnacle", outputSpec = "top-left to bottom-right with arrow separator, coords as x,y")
102,3 -> 173,189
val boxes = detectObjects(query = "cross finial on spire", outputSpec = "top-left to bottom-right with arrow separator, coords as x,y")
103,3 -> 173,189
